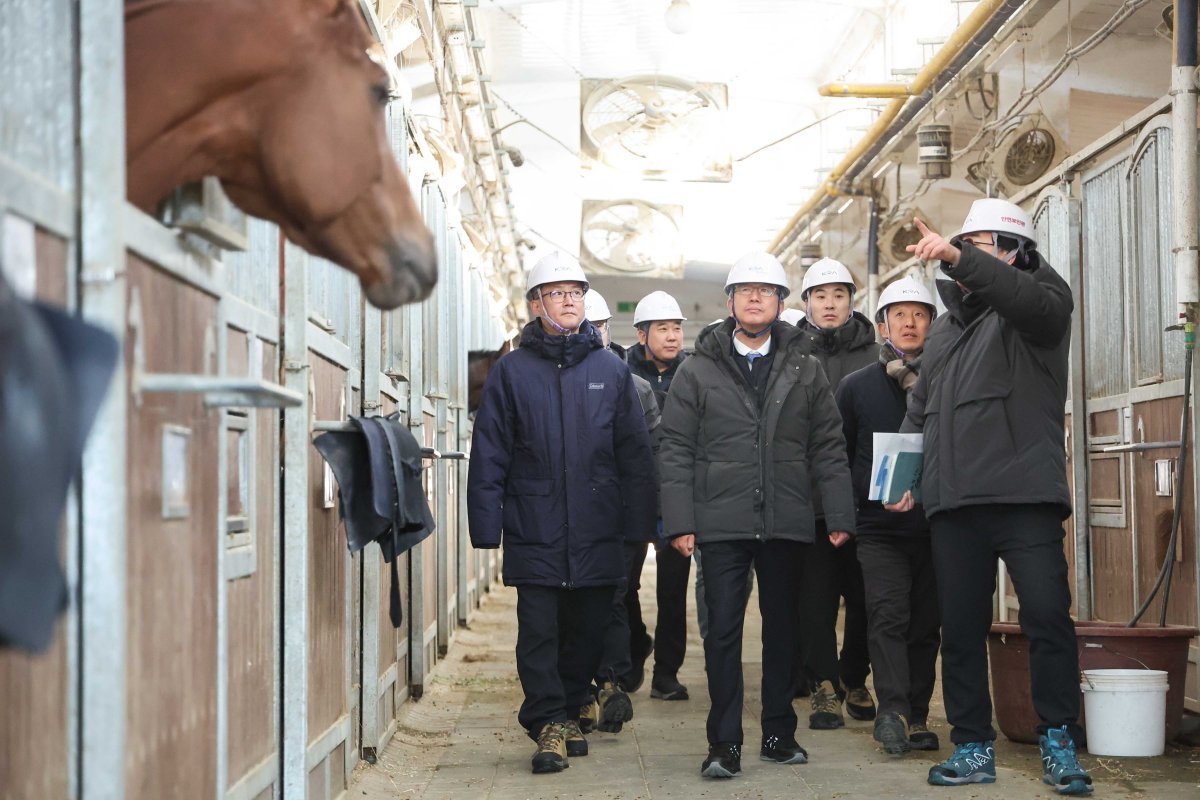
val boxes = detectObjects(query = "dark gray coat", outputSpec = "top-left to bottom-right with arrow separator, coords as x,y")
901,245 -> 1073,518
658,319 -> 857,544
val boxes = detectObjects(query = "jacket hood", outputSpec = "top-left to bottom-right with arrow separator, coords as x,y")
800,311 -> 877,355
518,318 -> 603,366
627,341 -> 685,372
694,317 -> 806,364
608,341 -> 628,360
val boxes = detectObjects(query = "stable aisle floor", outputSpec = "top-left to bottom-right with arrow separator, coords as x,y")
352,554 -> 1200,800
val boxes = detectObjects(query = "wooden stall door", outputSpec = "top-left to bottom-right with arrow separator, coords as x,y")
0,230 -> 74,799
124,257 -> 220,799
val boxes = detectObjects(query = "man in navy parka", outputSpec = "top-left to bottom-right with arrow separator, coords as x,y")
467,251 -> 657,774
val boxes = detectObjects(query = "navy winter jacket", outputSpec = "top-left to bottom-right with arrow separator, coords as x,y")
467,320 -> 658,588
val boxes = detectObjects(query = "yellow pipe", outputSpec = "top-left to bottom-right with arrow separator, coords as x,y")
818,82 -> 914,98
769,0 -> 1011,253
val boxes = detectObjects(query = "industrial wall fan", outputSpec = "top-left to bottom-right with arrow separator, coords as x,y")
579,199 -> 685,278
580,75 -> 731,182
968,117 -> 1065,196
878,210 -> 930,267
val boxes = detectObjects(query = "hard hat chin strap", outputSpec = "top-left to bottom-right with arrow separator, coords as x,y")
537,287 -> 577,336
732,295 -> 781,340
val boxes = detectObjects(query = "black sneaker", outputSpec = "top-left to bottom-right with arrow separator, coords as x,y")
873,712 -> 911,756
760,734 -> 809,764
650,675 -> 689,701
596,681 -> 634,733
701,742 -> 742,778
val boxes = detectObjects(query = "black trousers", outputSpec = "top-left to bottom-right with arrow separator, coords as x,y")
856,535 -> 940,724
931,504 -> 1080,745
701,538 -> 805,746
596,542 -> 649,685
515,585 -> 614,738
798,521 -> 871,689
653,542 -> 691,680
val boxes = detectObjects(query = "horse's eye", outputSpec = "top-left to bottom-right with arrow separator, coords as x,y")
371,84 -> 392,107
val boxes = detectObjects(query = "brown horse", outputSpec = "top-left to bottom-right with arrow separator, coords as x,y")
467,342 -> 511,414
124,0 -> 436,309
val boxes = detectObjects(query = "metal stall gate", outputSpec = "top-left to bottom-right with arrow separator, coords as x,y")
1074,117 -> 1198,706
0,4 -> 86,797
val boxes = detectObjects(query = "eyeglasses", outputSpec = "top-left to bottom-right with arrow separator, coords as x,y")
732,285 -> 780,297
961,235 -> 996,249
541,288 -> 585,302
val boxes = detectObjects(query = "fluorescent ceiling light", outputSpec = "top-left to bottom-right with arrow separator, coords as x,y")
871,161 -> 894,179
836,198 -> 854,214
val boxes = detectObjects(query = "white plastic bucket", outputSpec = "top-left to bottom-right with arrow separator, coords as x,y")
1080,669 -> 1169,757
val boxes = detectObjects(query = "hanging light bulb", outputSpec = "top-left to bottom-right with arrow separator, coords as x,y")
664,0 -> 695,35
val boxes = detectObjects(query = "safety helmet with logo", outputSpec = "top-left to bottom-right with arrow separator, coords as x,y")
780,307 -> 805,327
524,251 -> 589,300
633,290 -> 687,327
724,252 -> 791,298
800,258 -> 855,301
875,277 -> 937,323
955,198 -> 1036,248
584,289 -> 613,322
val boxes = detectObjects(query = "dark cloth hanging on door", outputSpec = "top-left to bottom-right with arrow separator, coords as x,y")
313,412 -> 435,627
0,272 -> 119,653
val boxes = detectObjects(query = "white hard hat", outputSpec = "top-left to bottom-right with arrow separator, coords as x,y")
955,198 -> 1036,246
875,277 -> 937,323
780,307 -> 805,326
633,290 -> 686,326
724,252 -> 791,298
525,251 -> 589,299
800,258 -> 856,300
584,289 -> 612,322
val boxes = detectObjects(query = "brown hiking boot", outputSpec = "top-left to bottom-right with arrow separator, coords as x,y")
809,680 -> 845,729
842,681 -> 877,721
908,721 -> 940,751
596,681 -> 634,733
531,722 -> 568,773
579,695 -> 600,734
562,719 -> 588,757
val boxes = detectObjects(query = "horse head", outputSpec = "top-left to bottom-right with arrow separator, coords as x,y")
467,341 -> 511,414
125,0 -> 436,309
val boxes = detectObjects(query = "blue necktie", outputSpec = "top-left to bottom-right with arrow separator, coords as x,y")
746,351 -> 763,371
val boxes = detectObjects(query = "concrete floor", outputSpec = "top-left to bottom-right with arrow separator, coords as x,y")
352,553 -> 1200,800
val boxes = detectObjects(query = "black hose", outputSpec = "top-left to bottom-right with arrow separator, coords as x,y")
1128,328 -> 1193,626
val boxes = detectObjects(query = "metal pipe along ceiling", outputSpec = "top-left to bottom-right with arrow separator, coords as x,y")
769,0 -> 1025,258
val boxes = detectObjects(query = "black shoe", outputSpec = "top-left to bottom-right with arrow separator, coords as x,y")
873,712 -> 911,756
650,675 -> 689,701
596,681 -> 634,733
622,632 -> 653,693
701,742 -> 742,778
908,721 -> 940,751
760,734 -> 809,764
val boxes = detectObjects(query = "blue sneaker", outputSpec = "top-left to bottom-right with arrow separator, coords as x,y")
927,741 -> 996,786
1040,727 -> 1093,795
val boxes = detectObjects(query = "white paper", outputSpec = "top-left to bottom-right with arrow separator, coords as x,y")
869,432 -> 924,501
